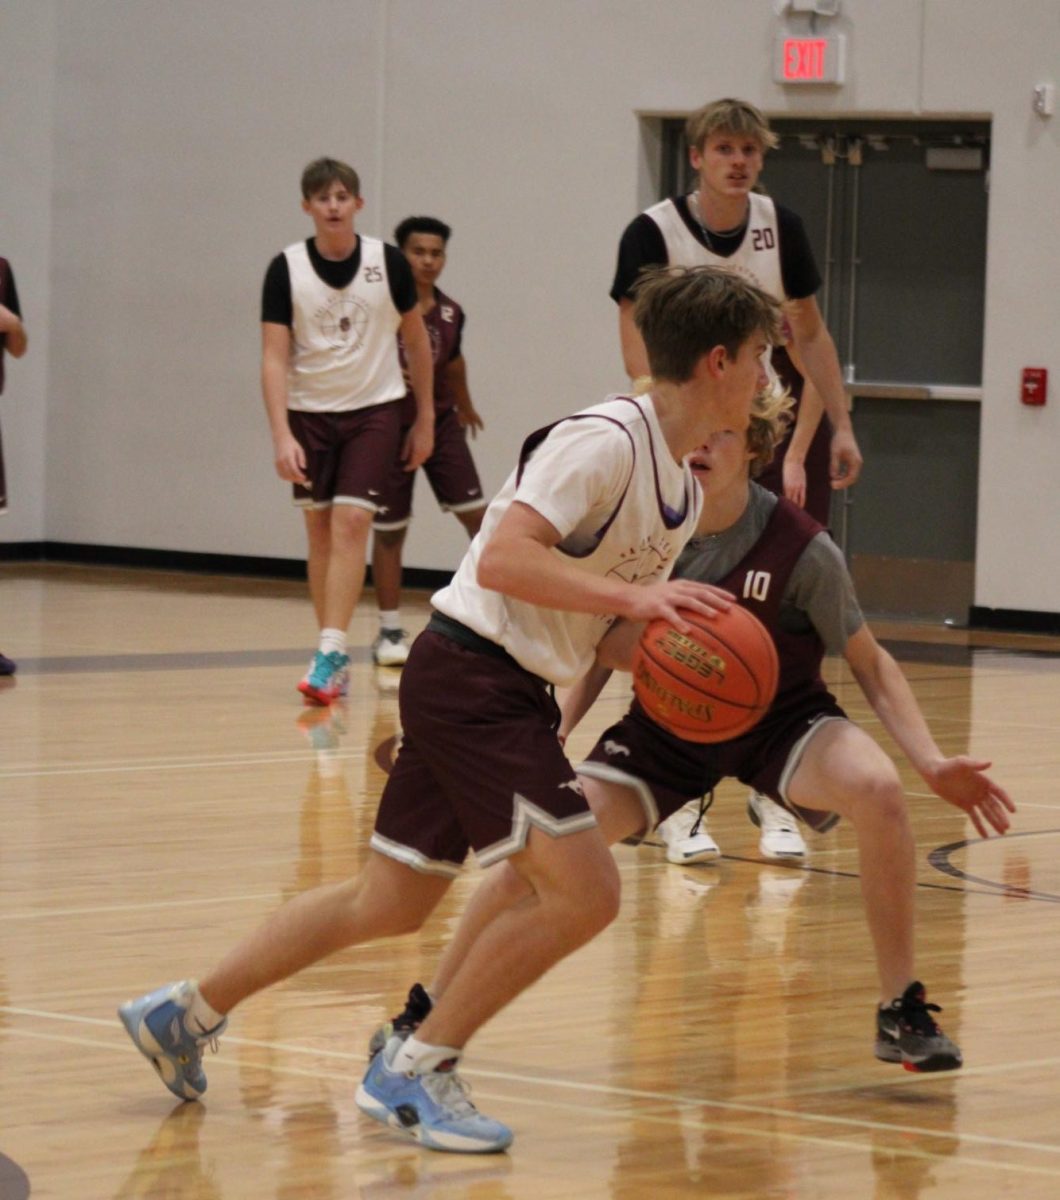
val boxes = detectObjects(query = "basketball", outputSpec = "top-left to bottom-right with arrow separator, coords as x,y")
632,606 -> 779,743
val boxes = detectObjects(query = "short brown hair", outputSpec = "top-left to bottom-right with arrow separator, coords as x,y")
685,98 -> 778,154
632,265 -> 782,383
300,157 -> 361,199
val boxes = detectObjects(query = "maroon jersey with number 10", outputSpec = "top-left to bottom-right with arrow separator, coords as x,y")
715,497 -> 831,709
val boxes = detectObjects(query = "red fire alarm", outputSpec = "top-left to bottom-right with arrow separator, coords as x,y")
1022,367 -> 1048,405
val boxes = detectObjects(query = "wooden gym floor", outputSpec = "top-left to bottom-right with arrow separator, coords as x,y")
2,562 -> 1059,1199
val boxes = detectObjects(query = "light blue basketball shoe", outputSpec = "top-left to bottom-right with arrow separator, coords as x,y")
118,980 -> 227,1101
356,1037 -> 513,1153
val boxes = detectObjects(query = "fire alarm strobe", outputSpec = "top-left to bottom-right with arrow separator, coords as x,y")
1021,367 -> 1048,406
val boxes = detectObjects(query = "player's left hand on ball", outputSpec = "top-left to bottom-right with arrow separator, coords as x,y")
624,579 -> 733,632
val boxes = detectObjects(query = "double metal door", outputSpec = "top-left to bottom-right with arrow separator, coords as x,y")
664,118 -> 990,615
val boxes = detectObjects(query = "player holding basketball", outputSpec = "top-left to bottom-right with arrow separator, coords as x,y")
260,157 -> 434,705
118,265 -> 782,1153
370,216 -> 488,668
375,385 -> 1014,1074
612,97 -> 862,862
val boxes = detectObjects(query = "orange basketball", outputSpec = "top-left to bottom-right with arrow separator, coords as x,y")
632,606 -> 779,743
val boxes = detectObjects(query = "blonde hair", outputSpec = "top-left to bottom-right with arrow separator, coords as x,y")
685,99 -> 779,154
747,379 -> 794,478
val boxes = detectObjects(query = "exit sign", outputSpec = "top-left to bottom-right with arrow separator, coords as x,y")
773,33 -> 846,84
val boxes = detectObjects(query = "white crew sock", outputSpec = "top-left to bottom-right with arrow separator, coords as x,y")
318,627 -> 347,656
186,984 -> 226,1035
378,609 -> 402,633
390,1034 -> 462,1075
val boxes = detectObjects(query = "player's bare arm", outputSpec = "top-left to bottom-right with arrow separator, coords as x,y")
0,303 -> 27,357
260,321 -> 306,485
779,333 -> 824,509
445,356 -> 484,436
594,617 -> 642,672
784,294 -> 862,488
844,624 -> 1015,836
557,660 -> 614,741
399,308 -> 435,471
478,501 -> 734,628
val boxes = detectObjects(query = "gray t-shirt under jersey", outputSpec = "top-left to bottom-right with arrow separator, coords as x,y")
674,483 -> 864,656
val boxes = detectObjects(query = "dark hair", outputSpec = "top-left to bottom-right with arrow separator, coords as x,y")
300,158 -> 360,199
632,265 -> 782,383
393,216 -> 452,248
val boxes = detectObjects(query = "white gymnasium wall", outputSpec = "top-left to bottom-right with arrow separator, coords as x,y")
4,0 -> 1060,612
921,0 -> 1060,614
0,0 -> 55,544
42,0 -> 391,558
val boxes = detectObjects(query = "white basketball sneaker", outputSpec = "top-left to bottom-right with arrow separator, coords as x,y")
373,629 -> 411,667
747,791 -> 807,860
658,800 -> 720,864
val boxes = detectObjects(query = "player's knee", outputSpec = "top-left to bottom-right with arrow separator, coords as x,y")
539,852 -> 619,945
493,861 -> 534,908
849,770 -> 907,828
331,506 -> 373,545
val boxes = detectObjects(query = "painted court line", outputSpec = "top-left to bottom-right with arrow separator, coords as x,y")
0,749 -> 358,780
3,1009 -> 1060,1171
0,893 -> 280,922
0,1028 -> 1007,1176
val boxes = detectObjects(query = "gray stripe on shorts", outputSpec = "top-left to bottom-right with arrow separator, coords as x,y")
440,499 -> 487,514
332,496 -> 378,510
474,793 -> 599,868
777,714 -> 846,832
575,761 -> 659,842
369,832 -> 463,878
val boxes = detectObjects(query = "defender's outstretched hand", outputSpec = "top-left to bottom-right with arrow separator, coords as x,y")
926,757 -> 1016,838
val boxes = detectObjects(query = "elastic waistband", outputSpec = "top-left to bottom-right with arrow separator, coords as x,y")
427,612 -> 534,677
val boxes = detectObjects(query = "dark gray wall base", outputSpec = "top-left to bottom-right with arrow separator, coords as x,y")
968,606 -> 1060,635
0,541 -> 453,590
849,554 -> 973,623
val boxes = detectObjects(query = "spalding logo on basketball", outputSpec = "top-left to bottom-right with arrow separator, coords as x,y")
633,606 -> 779,743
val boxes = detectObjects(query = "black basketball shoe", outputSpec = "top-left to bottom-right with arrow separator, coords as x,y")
367,982 -> 433,1059
875,981 -> 962,1072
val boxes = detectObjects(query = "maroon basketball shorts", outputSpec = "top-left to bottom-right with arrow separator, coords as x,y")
370,618 -> 598,876
287,401 -> 403,509
0,417 -> 7,512
372,405 -> 485,532
578,691 -> 847,838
